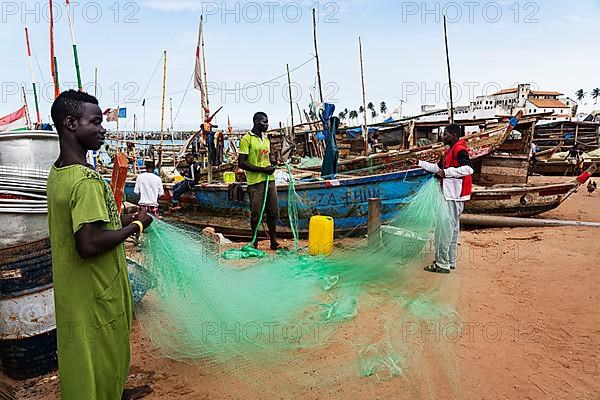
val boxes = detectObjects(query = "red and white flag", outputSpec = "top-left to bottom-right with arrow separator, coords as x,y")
0,106 -> 28,132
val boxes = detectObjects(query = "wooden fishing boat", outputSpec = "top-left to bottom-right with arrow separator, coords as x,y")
534,141 -> 563,160
533,158 -> 600,176
301,112 -> 521,177
124,168 -> 433,238
466,165 -> 595,217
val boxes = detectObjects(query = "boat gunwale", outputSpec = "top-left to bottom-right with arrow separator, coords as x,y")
125,167 -> 431,193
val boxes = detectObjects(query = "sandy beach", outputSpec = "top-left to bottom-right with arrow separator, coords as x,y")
6,176 -> 600,400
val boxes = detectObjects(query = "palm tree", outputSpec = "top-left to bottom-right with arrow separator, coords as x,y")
592,88 -> 600,104
575,89 -> 586,102
366,102 -> 376,123
349,110 -> 358,124
359,105 -> 365,115
380,101 -> 387,115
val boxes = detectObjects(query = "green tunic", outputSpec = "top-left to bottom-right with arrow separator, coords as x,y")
47,164 -> 133,400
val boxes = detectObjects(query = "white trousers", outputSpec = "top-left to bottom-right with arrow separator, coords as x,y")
434,200 -> 465,270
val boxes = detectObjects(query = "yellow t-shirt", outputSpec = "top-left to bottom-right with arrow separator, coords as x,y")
239,132 -> 274,185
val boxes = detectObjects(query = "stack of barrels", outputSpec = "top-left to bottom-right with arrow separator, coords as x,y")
0,132 -> 59,379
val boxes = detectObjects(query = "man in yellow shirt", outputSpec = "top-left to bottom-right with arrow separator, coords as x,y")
238,112 -> 283,249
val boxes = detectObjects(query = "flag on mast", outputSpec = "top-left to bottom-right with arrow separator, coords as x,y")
0,106 -> 28,132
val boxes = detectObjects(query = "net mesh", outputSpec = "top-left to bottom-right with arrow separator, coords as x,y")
129,178 -> 457,392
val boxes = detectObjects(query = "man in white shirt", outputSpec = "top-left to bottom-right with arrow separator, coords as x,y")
411,124 -> 474,274
134,161 -> 164,216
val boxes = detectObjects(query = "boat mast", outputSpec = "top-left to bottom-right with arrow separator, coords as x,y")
287,63 -> 295,137
65,0 -> 83,91
312,8 -> 323,103
22,86 -> 32,130
169,97 -> 174,142
49,0 -> 60,98
443,15 -> 454,124
359,36 -> 368,156
24,27 -> 41,125
201,15 -> 210,121
159,50 -> 167,168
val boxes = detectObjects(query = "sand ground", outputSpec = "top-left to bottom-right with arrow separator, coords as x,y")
4,176 -> 600,400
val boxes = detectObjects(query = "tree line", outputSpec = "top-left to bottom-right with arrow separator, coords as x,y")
575,88 -> 600,104
336,101 -> 389,125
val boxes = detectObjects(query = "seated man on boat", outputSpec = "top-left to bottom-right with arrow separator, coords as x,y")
134,160 -> 164,216
238,111 -> 284,250
169,153 -> 202,211
410,123 -> 474,274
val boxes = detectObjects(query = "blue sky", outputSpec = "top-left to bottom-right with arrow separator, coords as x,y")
1,0 -> 599,130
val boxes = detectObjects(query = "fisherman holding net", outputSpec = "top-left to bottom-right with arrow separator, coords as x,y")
410,123 -> 474,273
238,112 -> 285,250
47,90 -> 153,399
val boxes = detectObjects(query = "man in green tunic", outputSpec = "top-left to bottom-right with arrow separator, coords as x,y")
47,90 -> 153,400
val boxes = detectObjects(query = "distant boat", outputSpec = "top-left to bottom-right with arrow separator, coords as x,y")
466,165 -> 595,217
303,111 -> 522,177
533,158 -> 600,176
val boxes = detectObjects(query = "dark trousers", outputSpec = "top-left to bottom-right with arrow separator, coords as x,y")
247,180 -> 279,244
171,180 -> 195,205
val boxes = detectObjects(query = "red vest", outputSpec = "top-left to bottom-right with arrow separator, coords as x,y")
441,139 -> 472,197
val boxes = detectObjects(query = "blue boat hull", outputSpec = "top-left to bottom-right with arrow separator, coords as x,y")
123,169 -> 432,237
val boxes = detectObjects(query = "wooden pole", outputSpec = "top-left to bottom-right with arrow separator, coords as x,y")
296,103 -> 303,124
443,15 -> 454,123
359,36 -> 368,156
169,96 -> 174,132
65,0 -> 82,91
286,64 -> 295,137
159,50 -> 167,168
201,15 -> 210,119
312,8 -> 324,103
22,86 -> 32,130
133,113 -> 138,174
94,67 -> 98,97
49,0 -> 60,99
24,27 -> 41,126
368,198 -> 382,248
116,104 -> 120,148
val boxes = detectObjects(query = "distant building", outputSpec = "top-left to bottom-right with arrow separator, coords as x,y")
411,83 -> 577,125
470,83 -> 574,118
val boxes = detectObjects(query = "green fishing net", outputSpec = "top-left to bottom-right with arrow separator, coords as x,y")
130,178 -> 458,392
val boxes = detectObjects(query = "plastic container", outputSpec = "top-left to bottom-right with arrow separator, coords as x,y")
223,171 -> 236,184
308,215 -> 334,256
173,174 -> 185,183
